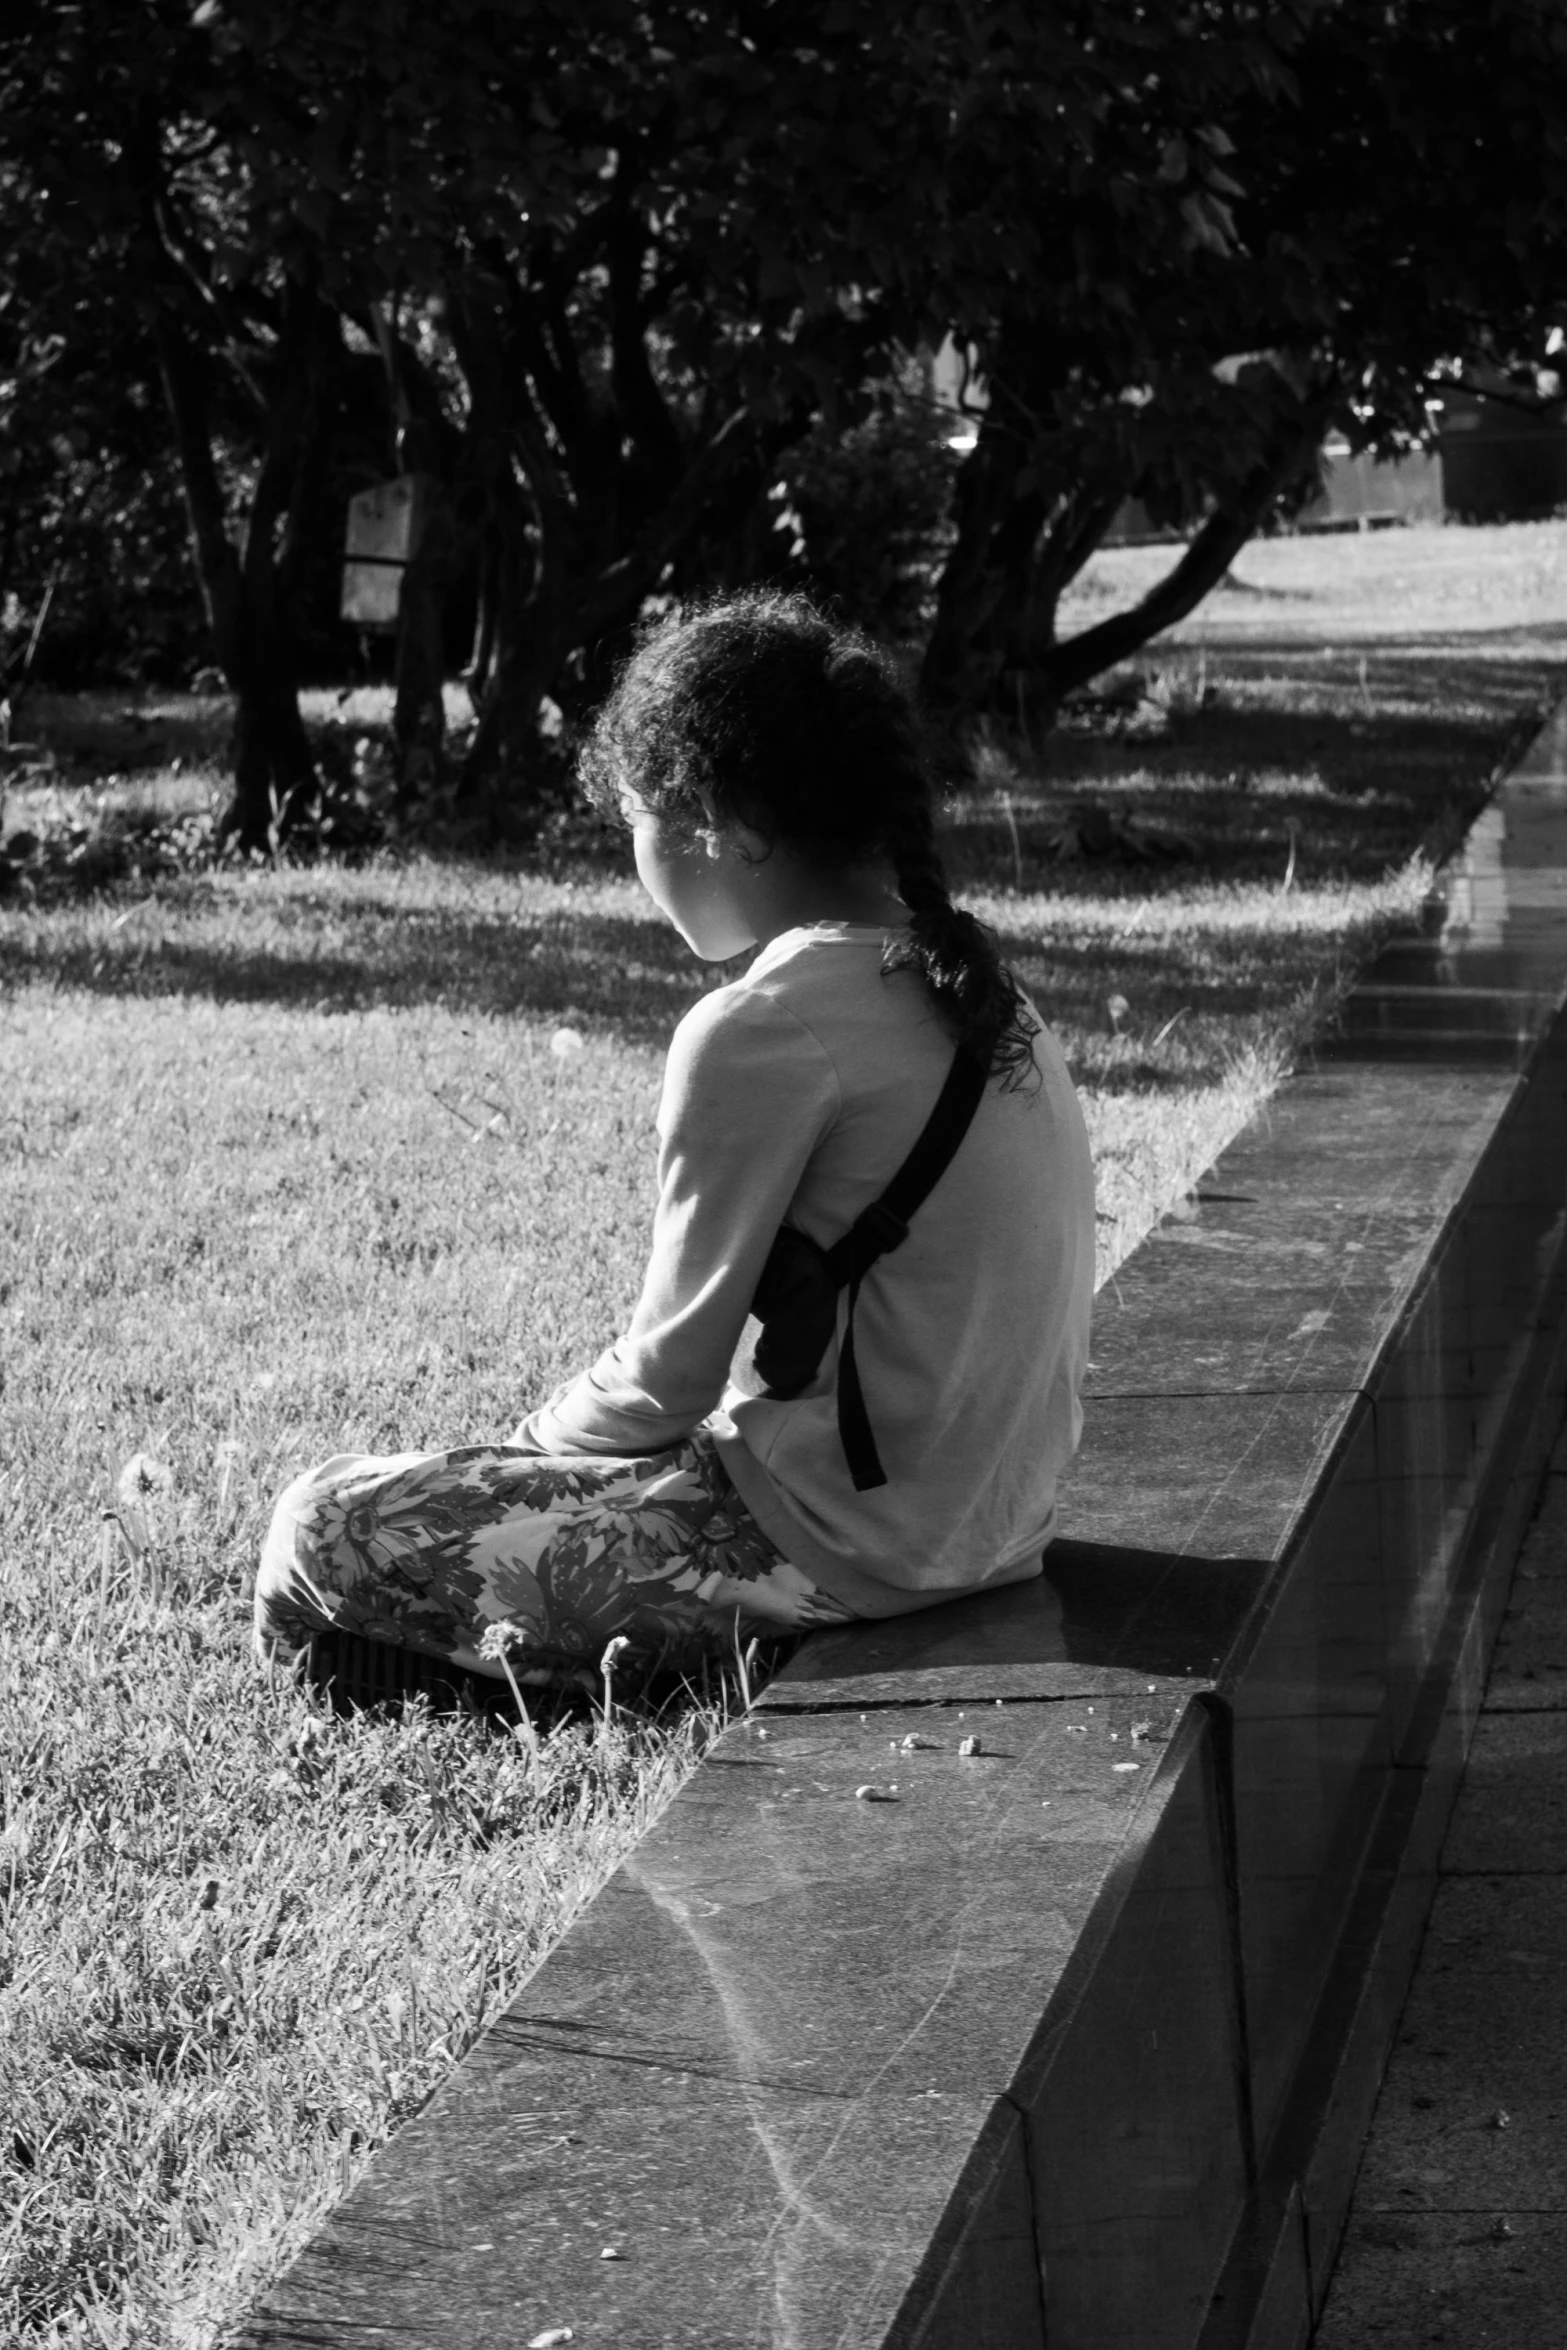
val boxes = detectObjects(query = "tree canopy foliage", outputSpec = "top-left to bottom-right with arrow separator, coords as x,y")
3,0 -> 1565,843
927,0 -> 1567,719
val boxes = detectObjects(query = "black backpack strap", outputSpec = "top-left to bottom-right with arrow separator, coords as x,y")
825,1045 -> 990,1288
827,1044 -> 990,1491
835,1277 -> 883,1492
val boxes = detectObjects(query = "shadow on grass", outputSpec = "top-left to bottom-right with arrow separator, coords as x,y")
0,898 -> 725,1049
1186,626 -> 1566,663
953,645 -> 1564,900
0,895 -> 1323,1095
949,769 -> 1456,900
6,639 -> 1558,1052
1206,572 -> 1317,604
16,689 -> 235,775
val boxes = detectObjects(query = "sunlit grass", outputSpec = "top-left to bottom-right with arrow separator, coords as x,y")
2,526 -> 1563,2346
0,846 -> 1468,2350
1061,514 -> 1567,635
1,1604 -> 712,2347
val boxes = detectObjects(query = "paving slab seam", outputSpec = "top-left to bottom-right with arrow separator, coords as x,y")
1437,1863 -> 1564,1874
761,1687 -> 1213,1714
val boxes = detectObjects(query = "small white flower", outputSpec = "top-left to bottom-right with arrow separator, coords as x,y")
549,1027 -> 585,1059
114,1452 -> 173,1554
116,1452 -> 172,1505
477,1618 -> 529,1661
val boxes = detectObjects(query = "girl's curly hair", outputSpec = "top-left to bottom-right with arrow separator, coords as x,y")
580,591 -> 1035,1085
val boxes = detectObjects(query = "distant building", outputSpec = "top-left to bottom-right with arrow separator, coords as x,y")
1428,385 -> 1567,522
1289,438 -> 1443,533
1108,391 -> 1567,542
1291,390 -> 1567,532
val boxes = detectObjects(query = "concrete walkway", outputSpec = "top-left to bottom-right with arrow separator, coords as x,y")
1314,1448 -> 1567,2346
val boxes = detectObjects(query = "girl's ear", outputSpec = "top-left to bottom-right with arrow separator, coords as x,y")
694,785 -> 724,861
696,783 -> 772,868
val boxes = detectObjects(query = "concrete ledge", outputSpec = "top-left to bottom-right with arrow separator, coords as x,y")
239,700 -> 1567,2350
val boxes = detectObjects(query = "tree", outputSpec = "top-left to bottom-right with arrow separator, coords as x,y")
0,0 -> 388,845
9,0 -> 1565,830
920,0 -> 1567,727
777,369 -> 967,648
201,0 -> 967,800
0,0 -> 1352,813
212,0 -> 1333,795
0,211 -> 209,692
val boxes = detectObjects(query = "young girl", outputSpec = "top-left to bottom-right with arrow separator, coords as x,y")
255,594 -> 1095,1686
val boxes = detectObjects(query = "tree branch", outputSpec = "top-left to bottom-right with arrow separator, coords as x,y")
277,299 -> 340,602
607,211 -> 684,479
1028,425 -> 1324,702
241,276 -> 316,600
152,308 -> 243,673
448,287 -> 574,622
576,402 -> 763,633
149,187 -> 273,407
477,238 -> 595,478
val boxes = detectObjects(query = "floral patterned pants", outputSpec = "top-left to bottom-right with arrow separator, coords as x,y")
255,1430 -> 853,1682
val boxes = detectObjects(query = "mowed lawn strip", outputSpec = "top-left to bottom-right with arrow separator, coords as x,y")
1,522 -> 1563,2346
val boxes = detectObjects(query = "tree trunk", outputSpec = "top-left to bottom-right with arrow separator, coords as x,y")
1021,429 -> 1324,717
393,564 -> 447,804
154,300 -> 328,851
1015,483 -> 1130,660
920,415 -> 1030,712
369,332 -> 467,808
458,452 -> 552,816
458,403 -> 780,812
392,484 -> 457,806
925,385 -> 1328,732
444,243 -> 818,819
460,640 -> 562,824
230,638 -> 318,843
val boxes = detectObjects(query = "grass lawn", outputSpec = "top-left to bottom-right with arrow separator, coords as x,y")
2,520 -> 1564,2346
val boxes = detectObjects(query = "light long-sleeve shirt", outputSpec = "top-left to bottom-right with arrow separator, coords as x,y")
514,923 -> 1095,1618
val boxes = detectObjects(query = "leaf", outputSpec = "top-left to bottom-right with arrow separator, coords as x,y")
1179,191 -> 1235,257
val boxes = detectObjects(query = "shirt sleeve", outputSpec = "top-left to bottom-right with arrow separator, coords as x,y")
512,981 -> 841,1455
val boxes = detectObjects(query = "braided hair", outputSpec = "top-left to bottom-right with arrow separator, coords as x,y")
580,591 -> 1036,1086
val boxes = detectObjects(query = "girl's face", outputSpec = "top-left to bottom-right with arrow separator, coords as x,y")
627,801 -> 760,961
